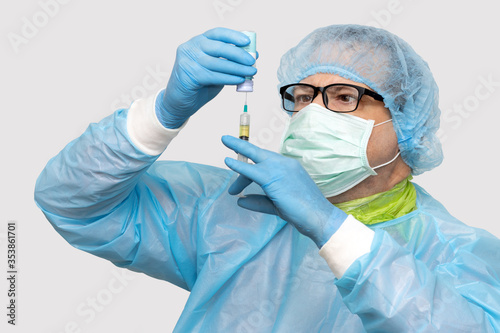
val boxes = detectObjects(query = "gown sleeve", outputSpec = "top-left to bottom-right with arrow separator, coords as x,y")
321,211 -> 500,332
34,93 -> 211,290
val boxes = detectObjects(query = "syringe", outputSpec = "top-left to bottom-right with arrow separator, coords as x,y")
236,31 -> 255,164
237,94 -> 250,163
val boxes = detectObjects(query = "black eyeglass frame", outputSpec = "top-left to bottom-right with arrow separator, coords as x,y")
279,83 -> 384,113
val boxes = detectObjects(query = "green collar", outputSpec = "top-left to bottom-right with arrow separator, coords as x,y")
334,176 -> 417,225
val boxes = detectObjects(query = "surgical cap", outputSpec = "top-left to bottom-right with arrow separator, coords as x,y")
277,24 -> 443,175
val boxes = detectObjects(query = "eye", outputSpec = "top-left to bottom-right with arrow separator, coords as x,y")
336,94 -> 357,104
326,86 -> 359,105
294,94 -> 314,104
283,85 -> 315,111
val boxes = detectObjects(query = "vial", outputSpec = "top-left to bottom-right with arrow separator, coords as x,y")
236,31 -> 257,93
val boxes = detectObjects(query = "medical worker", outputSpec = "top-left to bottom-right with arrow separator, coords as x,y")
35,25 -> 500,332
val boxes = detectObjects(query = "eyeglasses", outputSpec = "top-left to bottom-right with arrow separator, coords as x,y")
279,83 -> 384,113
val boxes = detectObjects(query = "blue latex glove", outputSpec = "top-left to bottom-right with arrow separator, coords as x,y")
157,28 -> 257,129
222,135 -> 347,248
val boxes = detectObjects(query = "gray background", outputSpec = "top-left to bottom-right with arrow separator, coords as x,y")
1,0 -> 499,332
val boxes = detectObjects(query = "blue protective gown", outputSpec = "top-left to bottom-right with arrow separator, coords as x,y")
35,107 -> 500,332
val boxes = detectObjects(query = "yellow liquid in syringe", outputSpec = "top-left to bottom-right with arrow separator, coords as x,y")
239,125 -> 249,140
237,108 -> 250,162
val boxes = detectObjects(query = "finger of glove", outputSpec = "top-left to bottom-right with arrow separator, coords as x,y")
237,195 -> 279,216
190,68 -> 248,86
201,39 -> 256,66
174,56 -> 246,87
203,27 -> 251,47
221,135 -> 271,164
198,56 -> 256,81
224,157 -> 271,188
228,174 -> 253,195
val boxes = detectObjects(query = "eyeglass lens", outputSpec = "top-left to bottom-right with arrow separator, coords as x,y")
283,84 -> 360,112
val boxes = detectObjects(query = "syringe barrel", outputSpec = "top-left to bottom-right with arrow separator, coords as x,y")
239,112 -> 250,140
240,112 -> 250,125
237,154 -> 248,163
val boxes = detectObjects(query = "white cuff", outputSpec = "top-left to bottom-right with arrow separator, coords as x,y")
126,90 -> 187,156
319,215 -> 375,279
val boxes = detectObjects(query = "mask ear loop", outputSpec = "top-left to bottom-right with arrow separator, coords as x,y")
373,151 -> 401,170
371,119 -> 399,170
374,119 -> 392,127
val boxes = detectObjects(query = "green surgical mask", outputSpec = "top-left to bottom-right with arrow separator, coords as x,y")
279,103 -> 399,197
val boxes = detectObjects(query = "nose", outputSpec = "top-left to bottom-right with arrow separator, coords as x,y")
312,91 -> 326,108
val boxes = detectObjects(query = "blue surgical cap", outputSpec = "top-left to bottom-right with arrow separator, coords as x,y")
277,24 -> 443,175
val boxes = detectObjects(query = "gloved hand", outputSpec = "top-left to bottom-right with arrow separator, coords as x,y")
156,28 -> 257,129
222,135 -> 347,248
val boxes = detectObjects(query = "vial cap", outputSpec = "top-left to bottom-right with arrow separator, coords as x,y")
236,80 -> 254,92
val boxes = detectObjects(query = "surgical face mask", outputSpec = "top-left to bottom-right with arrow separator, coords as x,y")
279,103 -> 400,197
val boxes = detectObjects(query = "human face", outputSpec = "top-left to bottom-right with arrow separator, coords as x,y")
297,73 -> 406,202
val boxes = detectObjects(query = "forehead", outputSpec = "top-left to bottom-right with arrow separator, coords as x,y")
299,73 -> 372,90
